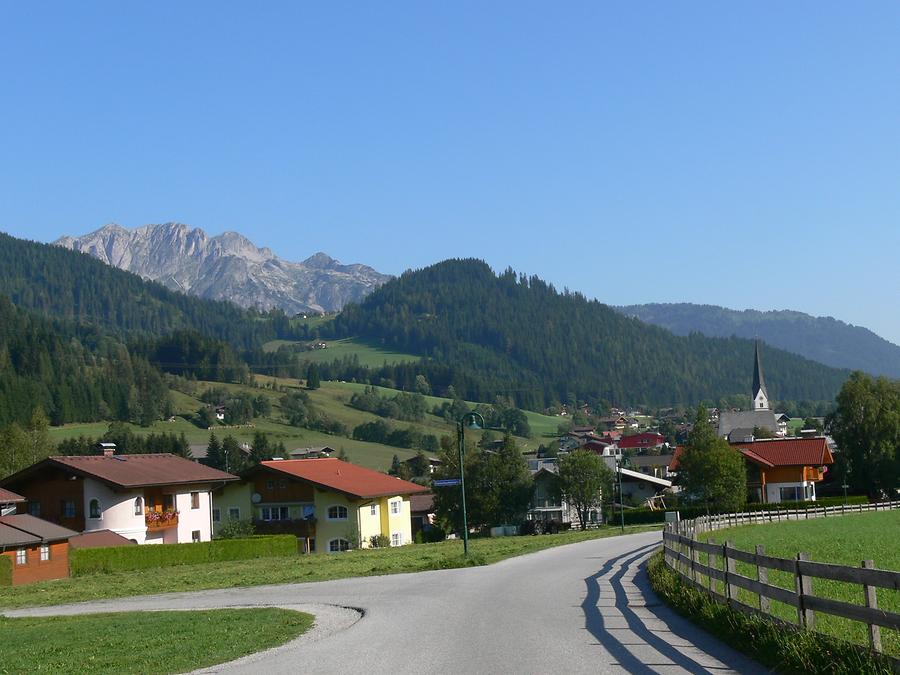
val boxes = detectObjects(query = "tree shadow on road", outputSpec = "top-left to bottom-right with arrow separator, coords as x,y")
581,544 -> 770,674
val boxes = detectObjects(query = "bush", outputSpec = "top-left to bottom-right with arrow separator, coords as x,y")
215,519 -> 256,540
0,555 -> 11,587
368,534 -> 391,548
70,535 -> 297,576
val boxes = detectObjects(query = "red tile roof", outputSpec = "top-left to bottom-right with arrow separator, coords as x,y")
670,437 -> 834,473
1,454 -> 238,490
260,459 -> 429,499
618,433 -> 666,449
731,437 -> 834,467
0,487 -> 25,503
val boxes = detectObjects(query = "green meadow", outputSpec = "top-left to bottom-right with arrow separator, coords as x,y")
701,510 -> 900,656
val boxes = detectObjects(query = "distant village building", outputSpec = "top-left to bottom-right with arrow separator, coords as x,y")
717,342 -> 781,440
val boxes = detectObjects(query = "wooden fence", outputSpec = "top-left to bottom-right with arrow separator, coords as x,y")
662,500 -> 900,659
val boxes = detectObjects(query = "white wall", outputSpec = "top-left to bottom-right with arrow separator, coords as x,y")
175,490 -> 213,543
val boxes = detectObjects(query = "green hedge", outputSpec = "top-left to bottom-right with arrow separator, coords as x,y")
70,535 -> 297,576
606,496 -> 871,527
0,555 -> 11,587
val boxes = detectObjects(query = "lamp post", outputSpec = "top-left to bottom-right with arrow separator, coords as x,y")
457,411 -> 484,557
616,454 -> 630,533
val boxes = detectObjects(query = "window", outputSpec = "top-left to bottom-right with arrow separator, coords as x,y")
40,545 -> 50,562
327,505 -> 348,520
134,497 -> 143,516
779,486 -> 802,502
191,530 -> 201,543
369,504 -> 377,516
390,500 -> 401,515
266,480 -> 274,490
89,499 -> 101,519
391,532 -> 402,547
228,507 -> 241,520
301,505 -> 315,520
28,502 -> 40,517
164,495 -> 175,511
212,508 -> 221,522
61,500 -> 76,518
279,479 -> 287,489
261,506 -> 289,521
328,538 -> 350,553
191,492 -> 200,510
16,549 -> 26,565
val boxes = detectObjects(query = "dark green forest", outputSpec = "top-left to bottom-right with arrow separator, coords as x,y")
327,259 -> 849,408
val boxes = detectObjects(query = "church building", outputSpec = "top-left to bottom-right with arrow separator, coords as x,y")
717,342 -> 781,441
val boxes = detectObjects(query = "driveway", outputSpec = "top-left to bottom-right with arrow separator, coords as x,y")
7,531 -> 769,674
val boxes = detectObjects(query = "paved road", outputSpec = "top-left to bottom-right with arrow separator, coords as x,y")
7,531 -> 769,674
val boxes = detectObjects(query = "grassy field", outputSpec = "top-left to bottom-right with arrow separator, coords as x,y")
262,337 -> 420,367
0,609 -> 313,674
701,510 -> 900,656
48,376 -> 563,469
0,526 -> 661,610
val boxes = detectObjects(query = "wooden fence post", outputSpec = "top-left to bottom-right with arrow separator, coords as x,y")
862,560 -> 883,653
724,541 -> 738,604
708,538 -> 716,593
756,544 -> 770,614
794,552 -> 815,629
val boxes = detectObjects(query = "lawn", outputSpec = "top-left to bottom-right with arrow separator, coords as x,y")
262,337 -> 420,367
701,510 -> 900,656
0,608 -> 313,674
0,526 -> 661,610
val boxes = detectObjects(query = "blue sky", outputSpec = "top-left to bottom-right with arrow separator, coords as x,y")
2,3 -> 899,344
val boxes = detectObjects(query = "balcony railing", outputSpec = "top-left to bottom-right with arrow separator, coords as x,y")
145,510 -> 179,530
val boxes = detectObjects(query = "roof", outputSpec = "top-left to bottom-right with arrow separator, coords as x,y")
68,529 -> 138,550
753,340 -> 768,401
618,433 -> 666,449
628,454 -> 674,469
717,410 -> 778,437
0,514 -> 78,547
731,437 -> 834,467
0,488 -> 25,504
618,467 -> 672,488
259,459 -> 429,499
1,454 -> 239,490
409,493 -> 435,513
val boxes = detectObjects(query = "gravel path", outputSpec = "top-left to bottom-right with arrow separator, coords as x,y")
6,531 -> 769,674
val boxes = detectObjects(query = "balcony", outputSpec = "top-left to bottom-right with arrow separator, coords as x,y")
145,510 -> 179,531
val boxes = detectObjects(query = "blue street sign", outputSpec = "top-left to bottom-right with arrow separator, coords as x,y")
433,478 -> 461,487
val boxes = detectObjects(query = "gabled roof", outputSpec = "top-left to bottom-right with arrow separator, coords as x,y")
618,467 -> 672,488
409,493 -> 435,514
0,488 -> 25,504
731,437 -> 834,467
68,529 -> 137,550
258,459 -> 429,499
0,454 -> 239,490
0,514 -> 78,547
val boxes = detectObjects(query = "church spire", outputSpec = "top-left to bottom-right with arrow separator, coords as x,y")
752,340 -> 769,411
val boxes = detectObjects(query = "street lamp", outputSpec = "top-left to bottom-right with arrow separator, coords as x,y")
616,453 -> 630,533
457,411 -> 485,557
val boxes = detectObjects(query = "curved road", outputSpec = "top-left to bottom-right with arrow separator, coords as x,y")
7,531 -> 768,674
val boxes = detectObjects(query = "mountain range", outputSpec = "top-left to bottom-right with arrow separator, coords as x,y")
55,223 -> 390,315
617,303 -> 900,379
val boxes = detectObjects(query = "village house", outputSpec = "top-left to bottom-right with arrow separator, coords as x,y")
0,513 -> 77,585
214,458 -> 428,553
0,447 -> 238,544
0,487 -> 24,516
617,432 -> 667,451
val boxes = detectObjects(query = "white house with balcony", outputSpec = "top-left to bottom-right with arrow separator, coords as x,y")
0,448 -> 238,544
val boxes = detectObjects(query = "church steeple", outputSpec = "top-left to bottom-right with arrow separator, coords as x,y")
752,340 -> 769,411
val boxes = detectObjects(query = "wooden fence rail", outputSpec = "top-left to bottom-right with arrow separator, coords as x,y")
662,500 -> 900,658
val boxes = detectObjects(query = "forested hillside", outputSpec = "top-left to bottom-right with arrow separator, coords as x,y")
618,303 -> 900,379
0,296 -> 169,427
329,259 -> 849,408
0,232 -> 297,349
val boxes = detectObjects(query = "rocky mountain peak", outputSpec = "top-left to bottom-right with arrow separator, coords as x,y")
54,223 -> 391,314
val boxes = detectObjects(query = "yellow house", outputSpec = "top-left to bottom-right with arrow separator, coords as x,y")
219,458 -> 428,553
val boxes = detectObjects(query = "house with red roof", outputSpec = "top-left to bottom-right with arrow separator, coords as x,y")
214,458 -> 428,553
0,514 -> 78,585
1,446 -> 238,545
669,436 -> 834,504
618,432 -> 666,451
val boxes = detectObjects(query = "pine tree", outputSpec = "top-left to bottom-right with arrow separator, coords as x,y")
206,433 -> 225,471
306,363 -> 321,390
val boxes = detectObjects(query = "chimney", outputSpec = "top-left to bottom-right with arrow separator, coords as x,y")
98,442 -> 117,457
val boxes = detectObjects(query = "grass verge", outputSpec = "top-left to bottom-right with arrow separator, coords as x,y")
647,550 -> 895,674
0,525 -> 661,610
0,608 -> 313,675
